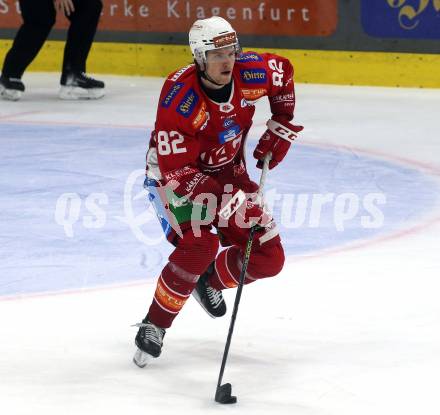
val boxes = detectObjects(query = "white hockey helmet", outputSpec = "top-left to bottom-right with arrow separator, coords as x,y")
189,16 -> 241,68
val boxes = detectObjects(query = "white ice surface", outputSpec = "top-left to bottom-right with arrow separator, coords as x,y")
1,73 -> 440,415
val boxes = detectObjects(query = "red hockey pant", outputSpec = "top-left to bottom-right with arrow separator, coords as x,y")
147,227 -> 285,328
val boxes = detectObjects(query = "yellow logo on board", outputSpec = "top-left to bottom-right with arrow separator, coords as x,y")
386,0 -> 440,29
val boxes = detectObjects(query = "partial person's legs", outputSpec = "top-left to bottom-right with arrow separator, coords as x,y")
63,0 -> 102,74
134,227 -> 219,366
148,228 -> 219,328
208,235 -> 285,290
191,224 -> 285,322
59,0 -> 104,99
0,0 -> 55,100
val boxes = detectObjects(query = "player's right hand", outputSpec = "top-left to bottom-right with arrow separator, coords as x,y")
217,188 -> 271,229
214,188 -> 274,247
55,0 -> 75,16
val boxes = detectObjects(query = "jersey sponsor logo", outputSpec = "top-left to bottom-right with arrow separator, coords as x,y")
169,195 -> 191,208
161,82 -> 184,108
220,112 -> 237,120
240,69 -> 267,84
236,52 -> 263,62
169,64 -> 193,82
271,92 -> 295,103
218,124 -> 241,144
164,166 -> 199,182
155,278 -> 188,313
241,88 -> 267,101
233,160 -> 246,177
200,134 -> 242,169
200,112 -> 210,130
223,118 -> 234,128
213,33 -> 237,48
184,172 -> 208,194
219,102 -> 234,113
192,101 -> 208,129
177,88 -> 199,118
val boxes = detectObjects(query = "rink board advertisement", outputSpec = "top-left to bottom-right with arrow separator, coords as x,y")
0,0 -> 338,36
361,0 -> 440,39
1,0 -> 440,87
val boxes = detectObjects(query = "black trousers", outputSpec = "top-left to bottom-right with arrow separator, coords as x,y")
2,0 -> 102,79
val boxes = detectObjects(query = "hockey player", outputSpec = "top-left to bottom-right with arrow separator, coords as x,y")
133,16 -> 303,367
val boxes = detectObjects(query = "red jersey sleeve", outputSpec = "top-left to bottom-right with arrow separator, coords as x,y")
236,51 -> 296,123
262,52 -> 296,123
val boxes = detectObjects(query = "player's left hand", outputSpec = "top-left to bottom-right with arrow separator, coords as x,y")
253,119 -> 303,169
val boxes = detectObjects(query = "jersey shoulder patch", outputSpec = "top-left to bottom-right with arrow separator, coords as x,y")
235,53 -> 268,85
159,67 -> 199,117
236,51 -> 264,63
160,81 -> 185,108
167,64 -> 196,82
158,73 -> 208,133
235,53 -> 269,101
159,65 -> 196,110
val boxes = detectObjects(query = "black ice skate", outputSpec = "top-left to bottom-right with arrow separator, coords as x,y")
133,316 -> 166,368
192,263 -> 227,318
0,75 -> 25,101
59,71 -> 105,100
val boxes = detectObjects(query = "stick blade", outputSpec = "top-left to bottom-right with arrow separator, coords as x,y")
215,383 -> 237,404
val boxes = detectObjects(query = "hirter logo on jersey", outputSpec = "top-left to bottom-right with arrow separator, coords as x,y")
177,89 -> 198,118
218,125 -> 241,144
161,82 -> 184,108
240,69 -> 267,84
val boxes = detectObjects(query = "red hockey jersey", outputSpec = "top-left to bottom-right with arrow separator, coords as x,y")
146,51 -> 297,201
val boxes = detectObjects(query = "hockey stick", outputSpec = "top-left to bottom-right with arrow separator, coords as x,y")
215,152 -> 272,404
